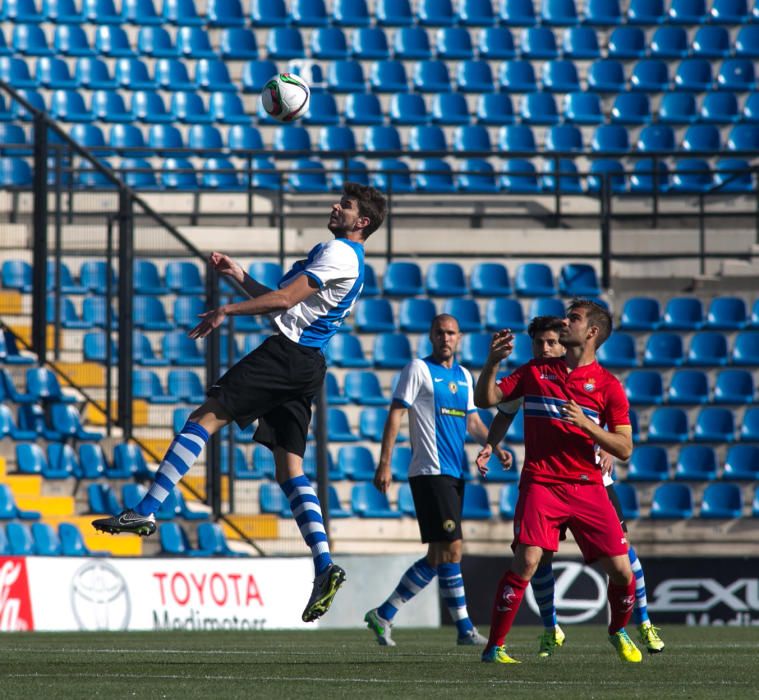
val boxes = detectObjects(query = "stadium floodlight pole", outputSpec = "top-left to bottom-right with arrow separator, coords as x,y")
206,267 -> 222,518
117,189 -> 134,440
315,380 -> 330,538
31,111 -> 48,364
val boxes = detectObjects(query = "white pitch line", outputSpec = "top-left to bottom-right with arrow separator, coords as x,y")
5,673 -> 750,687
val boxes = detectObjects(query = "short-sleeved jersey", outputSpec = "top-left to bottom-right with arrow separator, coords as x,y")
496,356 -> 630,485
393,357 -> 476,479
272,239 -> 364,350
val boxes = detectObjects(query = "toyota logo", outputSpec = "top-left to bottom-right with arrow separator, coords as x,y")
525,561 -> 607,624
70,560 -> 131,631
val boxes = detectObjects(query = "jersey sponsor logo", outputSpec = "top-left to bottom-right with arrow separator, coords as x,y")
440,407 -> 466,418
539,373 -> 559,381
583,378 -> 596,392
448,381 -> 458,394
649,578 -> 759,613
0,558 -> 34,631
525,561 -> 607,624
434,377 -> 444,383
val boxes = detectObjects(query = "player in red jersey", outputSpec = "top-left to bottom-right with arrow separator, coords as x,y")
474,299 -> 642,664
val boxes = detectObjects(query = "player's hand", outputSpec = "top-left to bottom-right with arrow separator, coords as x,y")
209,252 -> 244,284
599,450 -> 614,476
487,330 -> 515,364
559,399 -> 588,428
476,443 -> 493,476
373,464 -> 392,493
493,445 -> 513,471
188,307 -> 227,339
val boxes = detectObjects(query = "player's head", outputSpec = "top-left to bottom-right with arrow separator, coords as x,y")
429,314 -> 462,363
561,299 -> 612,350
329,183 -> 387,239
527,315 -> 565,359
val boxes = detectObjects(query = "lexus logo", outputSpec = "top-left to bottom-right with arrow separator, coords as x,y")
70,560 -> 131,631
525,561 -> 607,624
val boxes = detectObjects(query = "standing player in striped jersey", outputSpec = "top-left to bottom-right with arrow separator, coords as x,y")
475,300 -> 643,664
93,183 -> 387,624
476,314 -> 664,657
365,314 -> 510,646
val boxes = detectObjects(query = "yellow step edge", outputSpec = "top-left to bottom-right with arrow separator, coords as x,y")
0,456 -> 7,478
83,533 -> 143,557
15,495 -> 75,517
0,290 -> 22,315
223,514 -> 279,541
86,400 -> 149,427
140,438 -> 173,460
183,475 -> 231,503
50,360 -> 105,388
0,474 -> 42,497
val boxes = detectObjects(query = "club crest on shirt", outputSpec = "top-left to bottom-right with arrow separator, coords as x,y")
448,381 -> 458,394
583,378 -> 596,392
442,519 -> 456,533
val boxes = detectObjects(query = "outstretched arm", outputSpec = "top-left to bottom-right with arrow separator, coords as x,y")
209,252 -> 273,299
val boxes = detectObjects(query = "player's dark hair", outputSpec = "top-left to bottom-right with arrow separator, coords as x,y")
527,315 -> 564,339
343,182 -> 387,238
567,298 -> 613,348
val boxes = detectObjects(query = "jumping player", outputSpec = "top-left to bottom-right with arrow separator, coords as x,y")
474,299 -> 643,664
93,183 -> 387,624
476,315 -> 664,657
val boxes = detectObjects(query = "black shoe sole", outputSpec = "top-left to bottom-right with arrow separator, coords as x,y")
92,522 -> 156,537
302,567 -> 346,623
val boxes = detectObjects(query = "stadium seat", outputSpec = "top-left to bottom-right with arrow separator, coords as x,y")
727,124 -> 759,152
344,371 -> 389,406
327,408 -> 359,442
700,483 -> 743,519
520,93 -> 559,125
443,298 -> 482,333
166,369 -> 205,403
461,483 -> 492,520
498,60 -> 537,93
426,262 -> 468,297
687,331 -> 729,367
558,263 -> 600,296
614,483 -> 640,521
197,523 -> 248,556
369,60 -> 408,93
713,159 -> 753,193
717,59 -> 755,92
339,445 -> 376,481
674,444 -> 718,480
608,26 -> 646,59
327,334 -> 371,368
610,93 -> 650,125
587,60 -> 625,93
50,403 -> 102,441
596,332 -> 637,368
344,94 -> 383,126
700,92 -> 739,124
25,367 -> 75,404
485,298 -> 526,332
351,27 -> 390,60
741,407 -> 759,442
647,406 -> 689,443
662,297 -> 704,331
397,298 -> 436,334
351,483 -> 401,518
644,332 -> 684,367
389,93 -> 428,126
162,0 -> 203,24
498,483 -> 519,519
413,61 -> 451,93
584,0 -> 622,24
650,26 -> 688,59
334,0 -> 371,25
669,159 -> 712,193
355,298 -> 395,333
456,158 -> 498,193
668,0 -> 707,23
474,93 -> 514,126
500,158 -> 540,193
0,483 -> 40,519
528,297 -> 565,319
626,445 -> 670,481
542,0 -> 579,25
658,93 -> 696,127
625,370 -> 664,405
520,26 -> 558,60
377,0 -> 414,25
470,262 -> 512,298
710,0 -> 749,23
734,332 -> 759,365
705,297 -> 747,330
650,483 -> 693,519
591,125 -> 630,154
328,59 -> 366,93
176,26 -> 216,59
667,369 -> 710,405
373,333 -> 413,369
457,60 -> 494,93
458,332 -> 490,368
630,59 -> 669,92
693,406 -> 735,443
430,92 -> 470,125
383,261 -> 423,297
682,124 -> 721,153
514,262 -> 556,297
541,60 -> 580,93
478,26 -> 516,59
723,444 -> 759,480
360,407 -> 404,442
6,523 -> 36,556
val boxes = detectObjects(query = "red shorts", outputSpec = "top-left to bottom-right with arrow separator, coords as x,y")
513,481 -> 629,563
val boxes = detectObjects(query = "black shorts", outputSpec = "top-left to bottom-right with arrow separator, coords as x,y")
208,334 -> 326,458
559,483 -> 627,540
409,475 -> 465,544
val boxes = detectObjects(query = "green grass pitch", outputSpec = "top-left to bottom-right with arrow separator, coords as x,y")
1,626 -> 757,699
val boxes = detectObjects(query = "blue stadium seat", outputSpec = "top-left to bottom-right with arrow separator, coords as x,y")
383,261 -> 424,297
591,125 -> 629,153
636,125 -> 675,154
46,295 -> 90,329
710,0 -> 749,23
462,483 -> 492,520
471,262 -> 512,297
50,89 -> 95,122
6,523 -> 36,555
398,298 -> 437,333
717,59 -> 755,92
541,60 -> 579,93
458,0 -> 497,25
668,0 -> 707,22
443,298 -> 482,332
12,23 -> 53,56
588,159 -> 628,194
344,371 -> 389,406
693,406 -> 735,443
700,92 -> 739,124
327,486 -> 351,519
92,89 -> 133,123
166,263 -> 203,298
628,0 -> 666,23
285,158 -> 327,192
705,297 -> 747,330
369,60 -> 408,93
741,407 -> 759,441
687,331 -> 729,367
630,159 -> 670,194
93,25 -> 135,58
134,295 -> 172,331
344,94 -> 383,126
167,369 -> 205,403
1,259 -> 31,292
373,333 -> 413,369
650,483 -> 693,519
266,27 -> 305,59
498,124 -> 537,152
36,56 -> 77,90
485,298 -> 525,331
475,93 -> 514,125
613,483 -> 640,520
520,26 -> 558,59
153,58 -> 195,91
514,263 -> 556,297
682,124 -> 721,152
206,0 -> 245,26
302,93 -> 339,126
723,444 -> 759,480
81,297 -> 118,329
393,26 -> 431,59
643,332 -> 684,367
520,93 -> 559,125
667,369 -> 709,405
123,0 -> 162,24
258,482 -> 290,517
498,60 -> 537,93
195,59 -> 235,93
171,91 -> 212,124
528,297 -> 564,319
662,297 -> 704,331
131,90 -> 172,123
457,158 -> 498,193
417,0 -> 455,25
371,158 -> 413,193
108,124 -> 147,156
309,27 -> 347,59
689,27 -> 729,63
160,157 -> 197,190
26,366 -> 76,404
650,26 -> 688,59
611,92 -> 650,125
390,446 -> 412,482
457,60 -> 494,93
557,263 -> 600,296
626,445 -> 669,481
360,407 -> 405,442
500,0 -> 536,24
162,330 -> 203,365
327,334 -> 371,368
333,0 -> 371,25
608,26 -> 646,59
735,26 -> 759,59
351,27 -> 390,60
670,159 -> 712,194
53,27 -> 95,60
630,59 -> 669,92
339,445 -> 376,481
413,60 -> 451,93
587,59 -> 625,93
498,483 -> 519,519
561,26 -> 599,60
355,298 -> 395,333
727,124 -> 759,152
477,26 -> 516,59
434,26 -> 472,59
714,369 -> 754,404
541,158 -> 583,193
700,483 -> 742,520
500,158 -> 540,193
675,444 -> 718,480
585,0 -> 622,24
176,26 -> 216,58
657,95 -> 693,130
541,0 -> 578,25
713,159 -> 753,193
673,59 -> 712,93
0,57 -> 35,89
351,483 -> 401,518
460,332 -> 491,368
324,372 -> 348,406
241,59 -> 278,93
327,59 -> 366,92
377,0 -> 414,25
425,262 -> 467,297
197,523 -> 248,556
389,93 -> 428,125
431,92 -> 470,125
647,406 -> 689,443
625,370 -> 664,405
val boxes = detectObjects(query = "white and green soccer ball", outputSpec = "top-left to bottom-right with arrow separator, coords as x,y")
260,73 -> 311,123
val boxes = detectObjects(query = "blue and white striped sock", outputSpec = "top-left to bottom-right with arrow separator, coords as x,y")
531,563 -> 558,629
377,557 -> 437,622
629,546 -> 650,625
437,562 -> 474,636
135,421 -> 208,516
280,474 -> 332,575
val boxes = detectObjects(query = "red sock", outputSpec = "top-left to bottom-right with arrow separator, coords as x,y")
607,579 -> 636,635
487,570 -> 529,649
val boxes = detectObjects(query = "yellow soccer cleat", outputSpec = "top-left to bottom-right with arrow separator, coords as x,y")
638,621 -> 665,653
609,629 -> 643,663
538,625 -> 566,658
481,645 -> 521,664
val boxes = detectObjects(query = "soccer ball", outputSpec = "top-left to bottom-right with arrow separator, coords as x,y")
261,73 -> 311,123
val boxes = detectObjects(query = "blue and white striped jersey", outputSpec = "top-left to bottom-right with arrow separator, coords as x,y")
393,357 -> 476,479
272,238 -> 365,350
